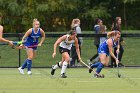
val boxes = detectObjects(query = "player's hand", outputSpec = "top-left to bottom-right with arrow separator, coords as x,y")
79,58 -> 82,63
19,44 -> 24,49
38,43 -> 42,47
52,52 -> 56,58
8,41 -> 14,46
116,49 -> 119,54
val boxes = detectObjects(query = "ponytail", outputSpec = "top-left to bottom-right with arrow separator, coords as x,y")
107,31 -> 120,38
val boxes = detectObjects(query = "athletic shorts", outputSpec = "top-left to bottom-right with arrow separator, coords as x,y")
24,45 -> 37,50
98,46 -> 110,56
59,47 -> 70,55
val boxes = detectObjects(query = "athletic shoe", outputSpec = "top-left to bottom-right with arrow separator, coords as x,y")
118,63 -> 125,67
51,65 -> 56,75
60,73 -> 67,78
18,67 -> 24,74
89,68 -> 93,73
27,71 -> 32,75
51,69 -> 56,75
93,74 -> 104,78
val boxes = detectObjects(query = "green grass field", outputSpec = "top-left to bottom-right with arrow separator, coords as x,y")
0,31 -> 140,93
0,68 -> 140,93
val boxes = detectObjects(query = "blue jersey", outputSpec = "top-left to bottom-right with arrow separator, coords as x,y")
24,28 -> 41,48
98,38 -> 119,56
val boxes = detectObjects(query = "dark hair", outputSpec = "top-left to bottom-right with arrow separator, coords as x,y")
95,18 -> 102,24
69,29 -> 76,35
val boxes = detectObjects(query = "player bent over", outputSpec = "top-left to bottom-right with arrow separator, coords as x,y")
51,30 -> 82,78
89,31 -> 120,78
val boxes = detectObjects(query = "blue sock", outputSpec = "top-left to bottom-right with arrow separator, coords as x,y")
96,63 -> 104,74
27,59 -> 32,71
91,62 -> 100,68
21,59 -> 28,69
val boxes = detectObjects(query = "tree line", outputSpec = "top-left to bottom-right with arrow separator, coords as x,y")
0,0 -> 140,32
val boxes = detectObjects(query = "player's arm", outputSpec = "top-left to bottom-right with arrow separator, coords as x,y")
19,29 -> 31,48
38,29 -> 45,46
52,35 -> 67,58
21,29 -> 32,43
108,39 -> 119,64
74,37 -> 81,61
0,25 -> 9,42
0,25 -> 13,45
107,31 -> 115,38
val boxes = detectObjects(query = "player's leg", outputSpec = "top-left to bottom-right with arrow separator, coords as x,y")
51,57 -> 64,75
60,52 -> 70,78
18,48 -> 33,74
94,54 -> 106,76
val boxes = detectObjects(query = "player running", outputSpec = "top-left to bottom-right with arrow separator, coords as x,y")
89,31 -> 120,77
18,18 -> 45,75
51,30 -> 82,78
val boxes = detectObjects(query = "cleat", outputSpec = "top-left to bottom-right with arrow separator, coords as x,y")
27,71 -> 32,75
51,69 -> 56,75
60,73 -> 67,78
89,68 -> 93,73
18,67 -> 24,74
118,63 -> 125,67
93,74 -> 104,78
51,65 -> 56,75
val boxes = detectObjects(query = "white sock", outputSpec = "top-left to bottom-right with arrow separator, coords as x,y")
53,61 -> 62,69
61,61 -> 68,75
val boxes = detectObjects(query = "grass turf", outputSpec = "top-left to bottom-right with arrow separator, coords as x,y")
0,68 -> 140,93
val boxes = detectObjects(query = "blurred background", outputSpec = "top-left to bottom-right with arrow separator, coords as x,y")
0,0 -> 140,32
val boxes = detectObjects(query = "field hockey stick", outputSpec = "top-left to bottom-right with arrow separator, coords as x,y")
12,41 -> 38,49
80,60 -> 103,77
11,41 -> 24,49
116,53 -> 121,78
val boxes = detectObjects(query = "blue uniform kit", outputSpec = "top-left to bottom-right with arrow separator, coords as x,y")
24,28 -> 41,50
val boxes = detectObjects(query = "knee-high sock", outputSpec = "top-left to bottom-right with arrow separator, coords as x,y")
61,61 -> 68,75
53,61 -> 62,69
96,63 -> 104,74
91,62 -> 100,68
21,59 -> 28,69
27,59 -> 32,71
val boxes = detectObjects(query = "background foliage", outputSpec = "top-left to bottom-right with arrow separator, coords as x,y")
0,0 -> 140,32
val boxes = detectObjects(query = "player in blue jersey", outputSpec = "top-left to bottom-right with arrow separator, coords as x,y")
18,19 -> 45,75
89,31 -> 120,77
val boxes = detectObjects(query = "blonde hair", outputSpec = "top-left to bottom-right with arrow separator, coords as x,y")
71,18 -> 80,29
107,31 -> 120,38
32,18 -> 39,27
